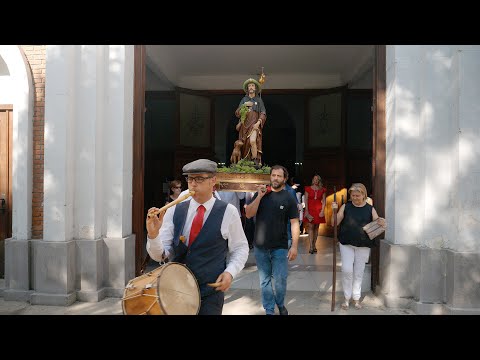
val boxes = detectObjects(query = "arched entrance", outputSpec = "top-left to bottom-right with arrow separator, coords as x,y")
0,46 -> 34,279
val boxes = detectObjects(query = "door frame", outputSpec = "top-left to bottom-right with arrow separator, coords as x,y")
371,45 -> 386,291
132,45 -> 146,276
132,45 -> 387,282
0,104 -> 13,277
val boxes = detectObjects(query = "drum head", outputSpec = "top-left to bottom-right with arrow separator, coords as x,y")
157,262 -> 200,315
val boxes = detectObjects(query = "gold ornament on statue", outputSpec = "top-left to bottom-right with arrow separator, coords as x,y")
258,67 -> 266,85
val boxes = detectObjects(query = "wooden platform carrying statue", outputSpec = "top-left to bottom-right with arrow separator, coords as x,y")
231,69 -> 267,167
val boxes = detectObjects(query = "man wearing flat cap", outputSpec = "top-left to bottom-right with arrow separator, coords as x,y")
146,159 -> 249,315
233,78 -> 267,167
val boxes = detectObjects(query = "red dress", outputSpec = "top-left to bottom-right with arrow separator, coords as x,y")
304,186 -> 326,224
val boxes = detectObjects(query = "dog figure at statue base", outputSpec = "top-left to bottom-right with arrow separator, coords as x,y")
230,140 -> 244,164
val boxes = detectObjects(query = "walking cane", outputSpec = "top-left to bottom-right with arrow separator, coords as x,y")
331,186 -> 338,311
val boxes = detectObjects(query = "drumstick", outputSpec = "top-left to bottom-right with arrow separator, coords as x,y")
147,190 -> 196,218
207,282 -> 221,288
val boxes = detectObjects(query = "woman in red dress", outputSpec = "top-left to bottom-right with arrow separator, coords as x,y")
304,175 -> 326,254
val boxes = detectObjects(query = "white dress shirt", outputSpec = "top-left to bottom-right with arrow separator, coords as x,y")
147,196 -> 249,279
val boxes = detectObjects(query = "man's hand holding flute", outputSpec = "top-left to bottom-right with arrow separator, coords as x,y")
146,207 -> 165,240
145,190 -> 195,239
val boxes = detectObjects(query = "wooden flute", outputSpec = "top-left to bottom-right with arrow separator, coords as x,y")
147,190 -> 196,218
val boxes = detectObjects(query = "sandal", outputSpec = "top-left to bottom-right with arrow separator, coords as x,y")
354,301 -> 363,309
341,301 -> 349,310
313,248 -> 317,253
308,249 -> 315,254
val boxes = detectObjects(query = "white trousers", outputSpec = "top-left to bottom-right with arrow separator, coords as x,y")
339,243 -> 370,301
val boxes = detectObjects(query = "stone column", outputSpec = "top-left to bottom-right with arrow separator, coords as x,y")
445,47 -> 480,313
73,45 -> 105,302
30,45 -> 135,305
31,45 -> 77,305
102,45 -> 135,297
380,45 -> 480,314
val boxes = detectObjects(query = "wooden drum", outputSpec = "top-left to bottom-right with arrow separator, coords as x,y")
122,262 -> 200,315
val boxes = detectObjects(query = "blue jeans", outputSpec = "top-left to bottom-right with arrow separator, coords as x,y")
254,247 -> 289,314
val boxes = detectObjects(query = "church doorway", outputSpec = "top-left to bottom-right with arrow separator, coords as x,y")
133,45 -> 386,292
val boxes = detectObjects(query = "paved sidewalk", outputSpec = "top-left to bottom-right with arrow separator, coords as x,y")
0,289 -> 413,315
0,235 -> 413,315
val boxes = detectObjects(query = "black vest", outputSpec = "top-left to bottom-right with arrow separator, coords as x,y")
172,200 -> 228,297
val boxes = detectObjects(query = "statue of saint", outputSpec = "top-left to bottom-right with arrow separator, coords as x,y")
232,77 -> 267,167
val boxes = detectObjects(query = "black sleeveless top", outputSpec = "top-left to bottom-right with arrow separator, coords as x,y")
338,202 -> 374,248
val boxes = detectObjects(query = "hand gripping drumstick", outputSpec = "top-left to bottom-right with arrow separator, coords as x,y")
207,282 -> 221,288
147,190 -> 196,218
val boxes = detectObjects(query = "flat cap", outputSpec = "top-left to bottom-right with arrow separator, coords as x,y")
182,159 -> 218,175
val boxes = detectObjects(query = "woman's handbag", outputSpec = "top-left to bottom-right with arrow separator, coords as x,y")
363,218 -> 386,240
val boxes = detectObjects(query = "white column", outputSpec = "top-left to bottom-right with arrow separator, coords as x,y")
383,46 -> 480,312
74,45 -> 104,240
387,45 -> 480,251
0,46 -> 33,240
456,47 -> 480,252
31,46 -> 77,305
0,45 -> 34,299
385,45 -> 424,246
43,45 -> 76,242
104,45 -> 134,239
421,46 -> 456,249
102,46 -> 135,295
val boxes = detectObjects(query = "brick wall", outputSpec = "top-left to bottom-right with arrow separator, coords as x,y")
21,46 -> 45,239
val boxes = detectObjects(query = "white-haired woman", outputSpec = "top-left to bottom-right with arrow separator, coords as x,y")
331,183 -> 386,310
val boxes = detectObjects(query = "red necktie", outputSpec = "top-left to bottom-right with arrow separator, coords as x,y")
189,205 -> 205,247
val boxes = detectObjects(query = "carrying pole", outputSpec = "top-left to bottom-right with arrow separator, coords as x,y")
331,186 -> 338,311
